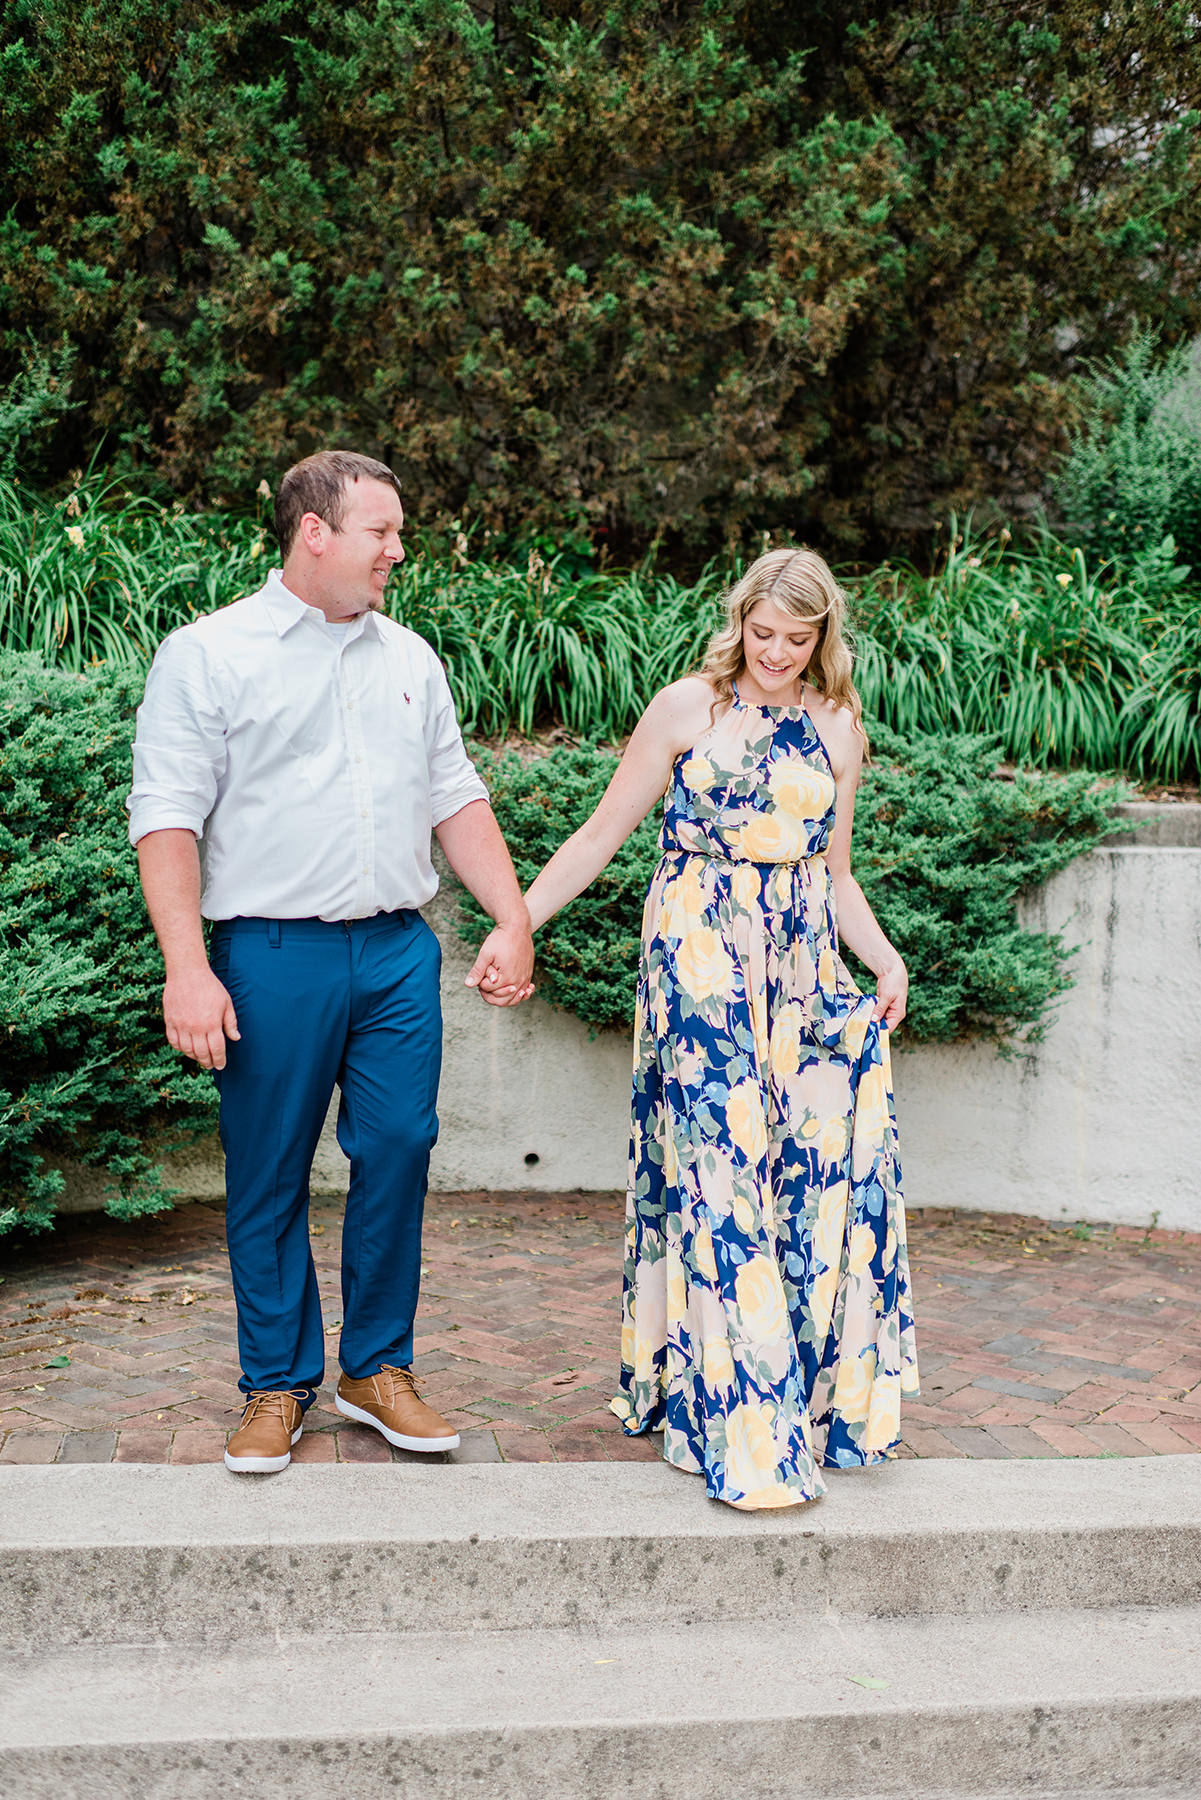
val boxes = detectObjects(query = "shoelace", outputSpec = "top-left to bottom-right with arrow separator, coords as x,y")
376,1364 -> 423,1400
231,1389 -> 308,1425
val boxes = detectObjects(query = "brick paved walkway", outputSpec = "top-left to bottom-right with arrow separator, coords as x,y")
1,1195 -> 1199,1467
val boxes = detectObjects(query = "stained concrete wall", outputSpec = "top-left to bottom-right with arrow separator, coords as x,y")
58,806 -> 1201,1231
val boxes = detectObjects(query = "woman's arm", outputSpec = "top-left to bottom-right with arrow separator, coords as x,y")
811,698 -> 908,1030
523,678 -> 714,932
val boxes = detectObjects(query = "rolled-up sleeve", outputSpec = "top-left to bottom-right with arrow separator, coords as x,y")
126,630 -> 228,846
423,659 -> 489,827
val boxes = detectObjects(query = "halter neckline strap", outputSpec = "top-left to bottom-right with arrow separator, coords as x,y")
732,678 -> 810,718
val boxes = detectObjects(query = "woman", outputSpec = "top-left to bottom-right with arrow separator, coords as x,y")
523,548 -> 919,1509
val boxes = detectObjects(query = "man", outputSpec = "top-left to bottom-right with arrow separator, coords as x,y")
128,450 -> 533,1473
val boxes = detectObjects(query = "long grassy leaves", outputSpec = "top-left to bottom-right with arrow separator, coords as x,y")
2,479 -> 1197,781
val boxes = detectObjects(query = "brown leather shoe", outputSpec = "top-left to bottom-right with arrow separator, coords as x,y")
335,1365 -> 460,1452
224,1390 -> 305,1473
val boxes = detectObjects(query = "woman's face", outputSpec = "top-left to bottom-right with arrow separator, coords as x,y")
740,597 -> 821,701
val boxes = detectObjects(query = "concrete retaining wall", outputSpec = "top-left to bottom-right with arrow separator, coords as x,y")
59,805 -> 1201,1231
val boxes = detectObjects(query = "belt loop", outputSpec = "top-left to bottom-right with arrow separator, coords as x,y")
268,919 -> 282,949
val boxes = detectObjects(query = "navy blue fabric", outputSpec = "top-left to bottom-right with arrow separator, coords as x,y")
209,911 -> 442,1406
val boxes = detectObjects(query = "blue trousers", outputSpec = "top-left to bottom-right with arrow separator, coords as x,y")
209,911 -> 442,1408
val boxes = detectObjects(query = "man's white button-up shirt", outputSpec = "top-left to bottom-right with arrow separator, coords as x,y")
126,570 -> 489,921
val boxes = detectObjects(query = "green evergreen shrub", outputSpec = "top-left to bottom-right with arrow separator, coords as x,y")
1054,330 -> 1201,571
462,734 -> 1126,1043
0,655 -> 216,1236
3,0 -> 1199,554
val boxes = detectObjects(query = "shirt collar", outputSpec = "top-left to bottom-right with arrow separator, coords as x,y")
259,570 -> 383,641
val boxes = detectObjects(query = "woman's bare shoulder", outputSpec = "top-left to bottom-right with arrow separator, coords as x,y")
659,673 -> 718,709
639,675 -> 722,758
646,675 -> 719,728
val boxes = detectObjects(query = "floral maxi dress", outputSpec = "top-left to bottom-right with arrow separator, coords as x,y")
610,692 -> 919,1508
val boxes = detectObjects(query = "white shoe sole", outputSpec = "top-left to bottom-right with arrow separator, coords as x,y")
223,1424 -> 303,1474
335,1392 -> 460,1451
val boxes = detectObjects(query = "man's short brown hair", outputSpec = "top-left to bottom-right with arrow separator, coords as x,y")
273,451 -> 403,557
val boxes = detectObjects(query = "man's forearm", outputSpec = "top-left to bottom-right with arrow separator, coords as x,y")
137,828 -> 209,975
434,800 -> 529,928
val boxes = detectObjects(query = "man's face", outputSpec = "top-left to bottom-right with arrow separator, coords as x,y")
313,478 -> 405,617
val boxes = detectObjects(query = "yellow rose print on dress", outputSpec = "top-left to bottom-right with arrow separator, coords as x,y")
735,1255 -> 788,1342
842,1004 -> 870,1062
693,1222 -> 719,1284
726,1079 -> 768,1163
847,1221 -> 876,1278
675,926 -> 735,1002
702,1335 -> 737,1392
768,757 -> 836,822
666,1257 -> 687,1323
723,1400 -> 780,1495
833,1345 -> 876,1425
739,810 -> 804,863
819,1113 -> 849,1167
613,682 -> 918,1507
861,1376 -> 901,1452
732,1188 -> 758,1234
732,861 -> 760,911
681,753 -> 717,792
677,856 -> 709,922
813,1181 -> 849,1266
769,1003 -> 802,1079
808,1264 -> 838,1338
851,1064 -> 889,1178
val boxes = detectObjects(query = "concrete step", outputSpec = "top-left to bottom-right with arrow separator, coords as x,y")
2,1603 -> 1200,1797
2,1456 -> 1199,1648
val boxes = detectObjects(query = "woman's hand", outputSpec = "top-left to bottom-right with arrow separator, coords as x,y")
466,920 -> 536,1006
873,960 -> 908,1031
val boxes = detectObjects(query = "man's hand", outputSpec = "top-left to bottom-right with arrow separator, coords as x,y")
163,967 -> 241,1070
465,921 -> 536,1007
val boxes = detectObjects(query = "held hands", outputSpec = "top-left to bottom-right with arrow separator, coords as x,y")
873,960 -> 908,1032
163,967 -> 240,1070
465,919 -> 536,1007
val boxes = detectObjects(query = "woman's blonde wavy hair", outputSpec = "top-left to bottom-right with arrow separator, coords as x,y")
698,547 -> 867,747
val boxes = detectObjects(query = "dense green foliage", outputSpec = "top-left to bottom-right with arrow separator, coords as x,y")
0,656 -> 216,1236
461,733 -> 1125,1042
6,473 -> 1199,781
0,475 -> 271,669
1055,330 -> 1201,572
855,529 -> 1201,784
3,0 -> 1200,553
842,728 -> 1127,1042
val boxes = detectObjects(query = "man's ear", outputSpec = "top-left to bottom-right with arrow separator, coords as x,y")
298,511 -> 328,555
